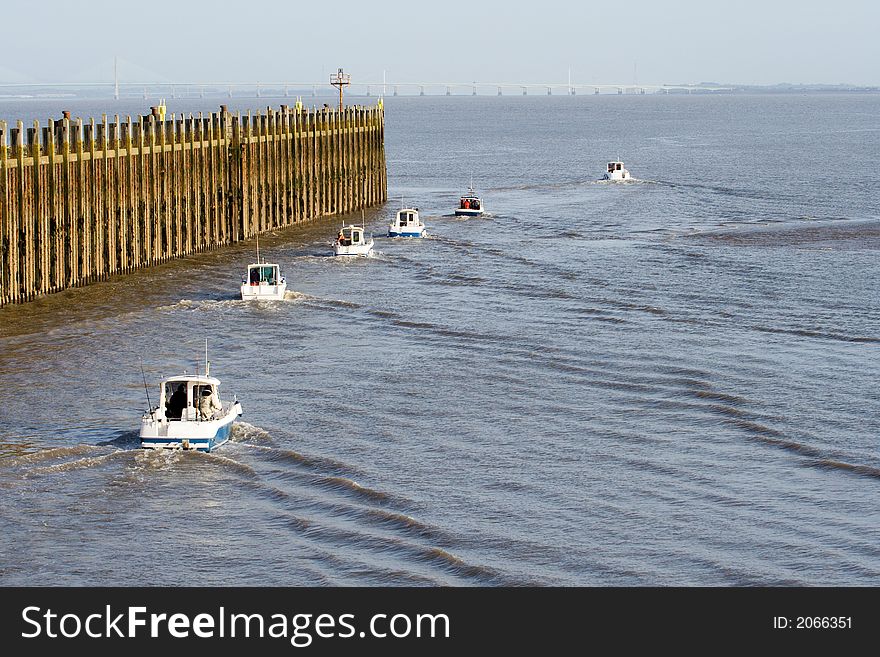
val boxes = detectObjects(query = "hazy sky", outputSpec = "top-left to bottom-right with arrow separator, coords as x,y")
1,0 -> 877,86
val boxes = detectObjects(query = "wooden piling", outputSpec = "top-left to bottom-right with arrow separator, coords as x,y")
0,122 -> 8,305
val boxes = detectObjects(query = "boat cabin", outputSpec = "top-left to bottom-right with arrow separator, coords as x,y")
396,208 -> 420,227
607,162 -> 625,174
459,196 -> 481,211
160,375 -> 223,422
337,225 -> 366,246
245,263 -> 280,286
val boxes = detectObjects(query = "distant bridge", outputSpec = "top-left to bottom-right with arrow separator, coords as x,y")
0,80 -> 731,99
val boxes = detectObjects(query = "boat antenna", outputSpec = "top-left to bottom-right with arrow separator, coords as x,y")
205,338 -> 210,377
361,208 -> 365,228
256,232 -> 260,264
140,362 -> 153,417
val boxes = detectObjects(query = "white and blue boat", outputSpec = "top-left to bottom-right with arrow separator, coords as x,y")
139,357 -> 242,452
388,207 -> 426,237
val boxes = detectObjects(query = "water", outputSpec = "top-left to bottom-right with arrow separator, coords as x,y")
1,94 -> 878,585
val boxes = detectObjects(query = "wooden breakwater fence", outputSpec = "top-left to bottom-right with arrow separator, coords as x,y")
0,103 -> 387,306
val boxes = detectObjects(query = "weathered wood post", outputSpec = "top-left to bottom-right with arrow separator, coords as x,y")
270,107 -> 281,229
29,121 -> 45,296
73,117 -> 85,284
229,111 -> 243,243
0,121 -> 7,305
198,112 -> 210,252
84,119 -> 95,282
60,116 -> 73,287
293,108 -> 302,224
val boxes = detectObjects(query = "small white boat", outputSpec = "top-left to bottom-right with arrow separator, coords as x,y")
455,184 -> 484,217
333,223 -> 374,257
139,352 -> 242,453
389,207 -> 426,237
602,161 -> 631,181
240,235 -> 286,300
241,263 -> 286,300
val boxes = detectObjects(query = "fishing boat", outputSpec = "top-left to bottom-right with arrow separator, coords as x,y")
388,207 -> 426,237
240,235 -> 287,300
602,161 -> 631,181
139,344 -> 242,452
455,184 -> 484,217
333,222 -> 374,257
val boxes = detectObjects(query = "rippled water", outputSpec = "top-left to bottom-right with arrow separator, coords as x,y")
1,94 -> 878,585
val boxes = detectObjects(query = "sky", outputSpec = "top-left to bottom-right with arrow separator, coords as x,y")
0,0 -> 878,86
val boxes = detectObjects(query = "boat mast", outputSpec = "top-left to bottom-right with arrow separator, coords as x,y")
140,362 -> 153,417
256,233 -> 260,264
205,338 -> 210,377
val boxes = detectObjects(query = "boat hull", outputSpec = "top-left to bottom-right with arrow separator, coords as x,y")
454,208 -> 484,217
139,402 -> 242,452
333,240 -> 375,257
602,171 -> 631,181
388,227 -> 425,237
240,281 -> 287,301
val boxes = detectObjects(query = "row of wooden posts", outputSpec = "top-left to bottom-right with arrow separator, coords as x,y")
0,103 -> 387,306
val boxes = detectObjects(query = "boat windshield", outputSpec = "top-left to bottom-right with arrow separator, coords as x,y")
338,227 -> 362,244
163,381 -> 222,421
164,381 -> 188,420
248,265 -> 277,284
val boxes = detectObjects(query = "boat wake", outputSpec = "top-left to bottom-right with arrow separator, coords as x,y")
231,421 -> 274,444
688,218 -> 880,249
157,298 -> 245,312
282,290 -> 315,302
25,449 -> 128,476
323,251 -> 385,263
594,177 -> 652,185
1,443 -> 103,467
181,430 -> 514,584
96,430 -> 141,450
131,445 -> 188,469
443,212 -> 495,220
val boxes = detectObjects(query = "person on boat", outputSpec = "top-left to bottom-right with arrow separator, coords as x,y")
471,199 -> 480,210
249,267 -> 259,285
198,387 -> 222,421
337,230 -> 350,246
462,199 -> 470,210
166,383 -> 187,420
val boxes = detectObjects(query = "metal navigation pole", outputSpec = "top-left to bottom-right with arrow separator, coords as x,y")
330,68 -> 351,111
